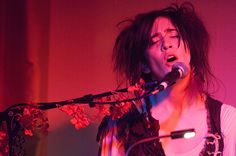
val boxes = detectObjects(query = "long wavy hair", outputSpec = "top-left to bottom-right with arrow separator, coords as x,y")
113,2 -> 215,93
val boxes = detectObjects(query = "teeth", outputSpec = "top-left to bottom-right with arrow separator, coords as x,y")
167,55 -> 175,59
167,55 -> 176,62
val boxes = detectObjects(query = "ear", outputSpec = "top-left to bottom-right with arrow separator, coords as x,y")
141,63 -> 151,74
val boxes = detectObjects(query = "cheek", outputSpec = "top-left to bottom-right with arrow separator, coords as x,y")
179,41 -> 191,65
145,50 -> 166,80
186,49 -> 191,64
145,47 -> 162,60
180,49 -> 191,72
145,49 -> 162,66
184,50 -> 191,64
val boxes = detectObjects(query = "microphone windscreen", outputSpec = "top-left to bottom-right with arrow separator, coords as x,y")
172,62 -> 189,78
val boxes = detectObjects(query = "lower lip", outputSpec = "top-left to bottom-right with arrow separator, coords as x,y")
165,61 -> 176,67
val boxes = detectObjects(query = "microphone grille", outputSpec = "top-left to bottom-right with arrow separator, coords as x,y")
172,62 -> 189,78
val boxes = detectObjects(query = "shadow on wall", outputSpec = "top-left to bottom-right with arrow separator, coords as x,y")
47,122 -> 99,156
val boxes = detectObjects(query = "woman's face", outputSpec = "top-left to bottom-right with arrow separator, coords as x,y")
145,17 -> 191,81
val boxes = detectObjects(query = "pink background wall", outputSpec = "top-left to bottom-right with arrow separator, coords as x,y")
46,0 -> 236,155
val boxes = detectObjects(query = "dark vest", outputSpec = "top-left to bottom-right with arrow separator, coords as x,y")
200,96 -> 224,155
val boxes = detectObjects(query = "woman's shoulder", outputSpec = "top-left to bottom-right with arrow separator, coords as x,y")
221,103 -> 236,119
220,104 -> 236,136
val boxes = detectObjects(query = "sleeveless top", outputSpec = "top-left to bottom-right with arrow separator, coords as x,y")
96,96 -> 224,156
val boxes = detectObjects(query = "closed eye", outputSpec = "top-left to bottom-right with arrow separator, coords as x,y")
170,35 -> 180,38
149,33 -> 162,45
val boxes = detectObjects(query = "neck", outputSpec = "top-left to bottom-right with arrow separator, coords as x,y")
153,72 -> 203,109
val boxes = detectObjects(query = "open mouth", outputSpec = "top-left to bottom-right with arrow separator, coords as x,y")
167,55 -> 177,62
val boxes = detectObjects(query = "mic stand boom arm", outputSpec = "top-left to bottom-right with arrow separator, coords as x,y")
0,83 -> 160,156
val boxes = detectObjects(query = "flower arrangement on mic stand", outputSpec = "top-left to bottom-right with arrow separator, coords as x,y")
0,80 -> 176,156
0,86 -> 139,156
0,104 -> 49,156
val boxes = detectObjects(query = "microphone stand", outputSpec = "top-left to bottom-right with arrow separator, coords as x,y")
0,86 -> 147,156
0,83 -> 161,156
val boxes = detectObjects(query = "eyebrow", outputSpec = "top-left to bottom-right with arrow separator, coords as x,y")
165,28 -> 177,33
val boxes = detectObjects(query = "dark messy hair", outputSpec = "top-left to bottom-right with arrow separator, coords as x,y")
112,2 -> 215,93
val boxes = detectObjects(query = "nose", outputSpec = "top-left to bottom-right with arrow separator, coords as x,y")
161,39 -> 173,51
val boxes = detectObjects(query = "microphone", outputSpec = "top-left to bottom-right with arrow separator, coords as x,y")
143,62 -> 189,91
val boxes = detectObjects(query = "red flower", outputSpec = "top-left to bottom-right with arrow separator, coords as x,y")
58,81 -> 145,130
58,104 -> 91,130
0,123 -> 9,156
19,107 -> 49,136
